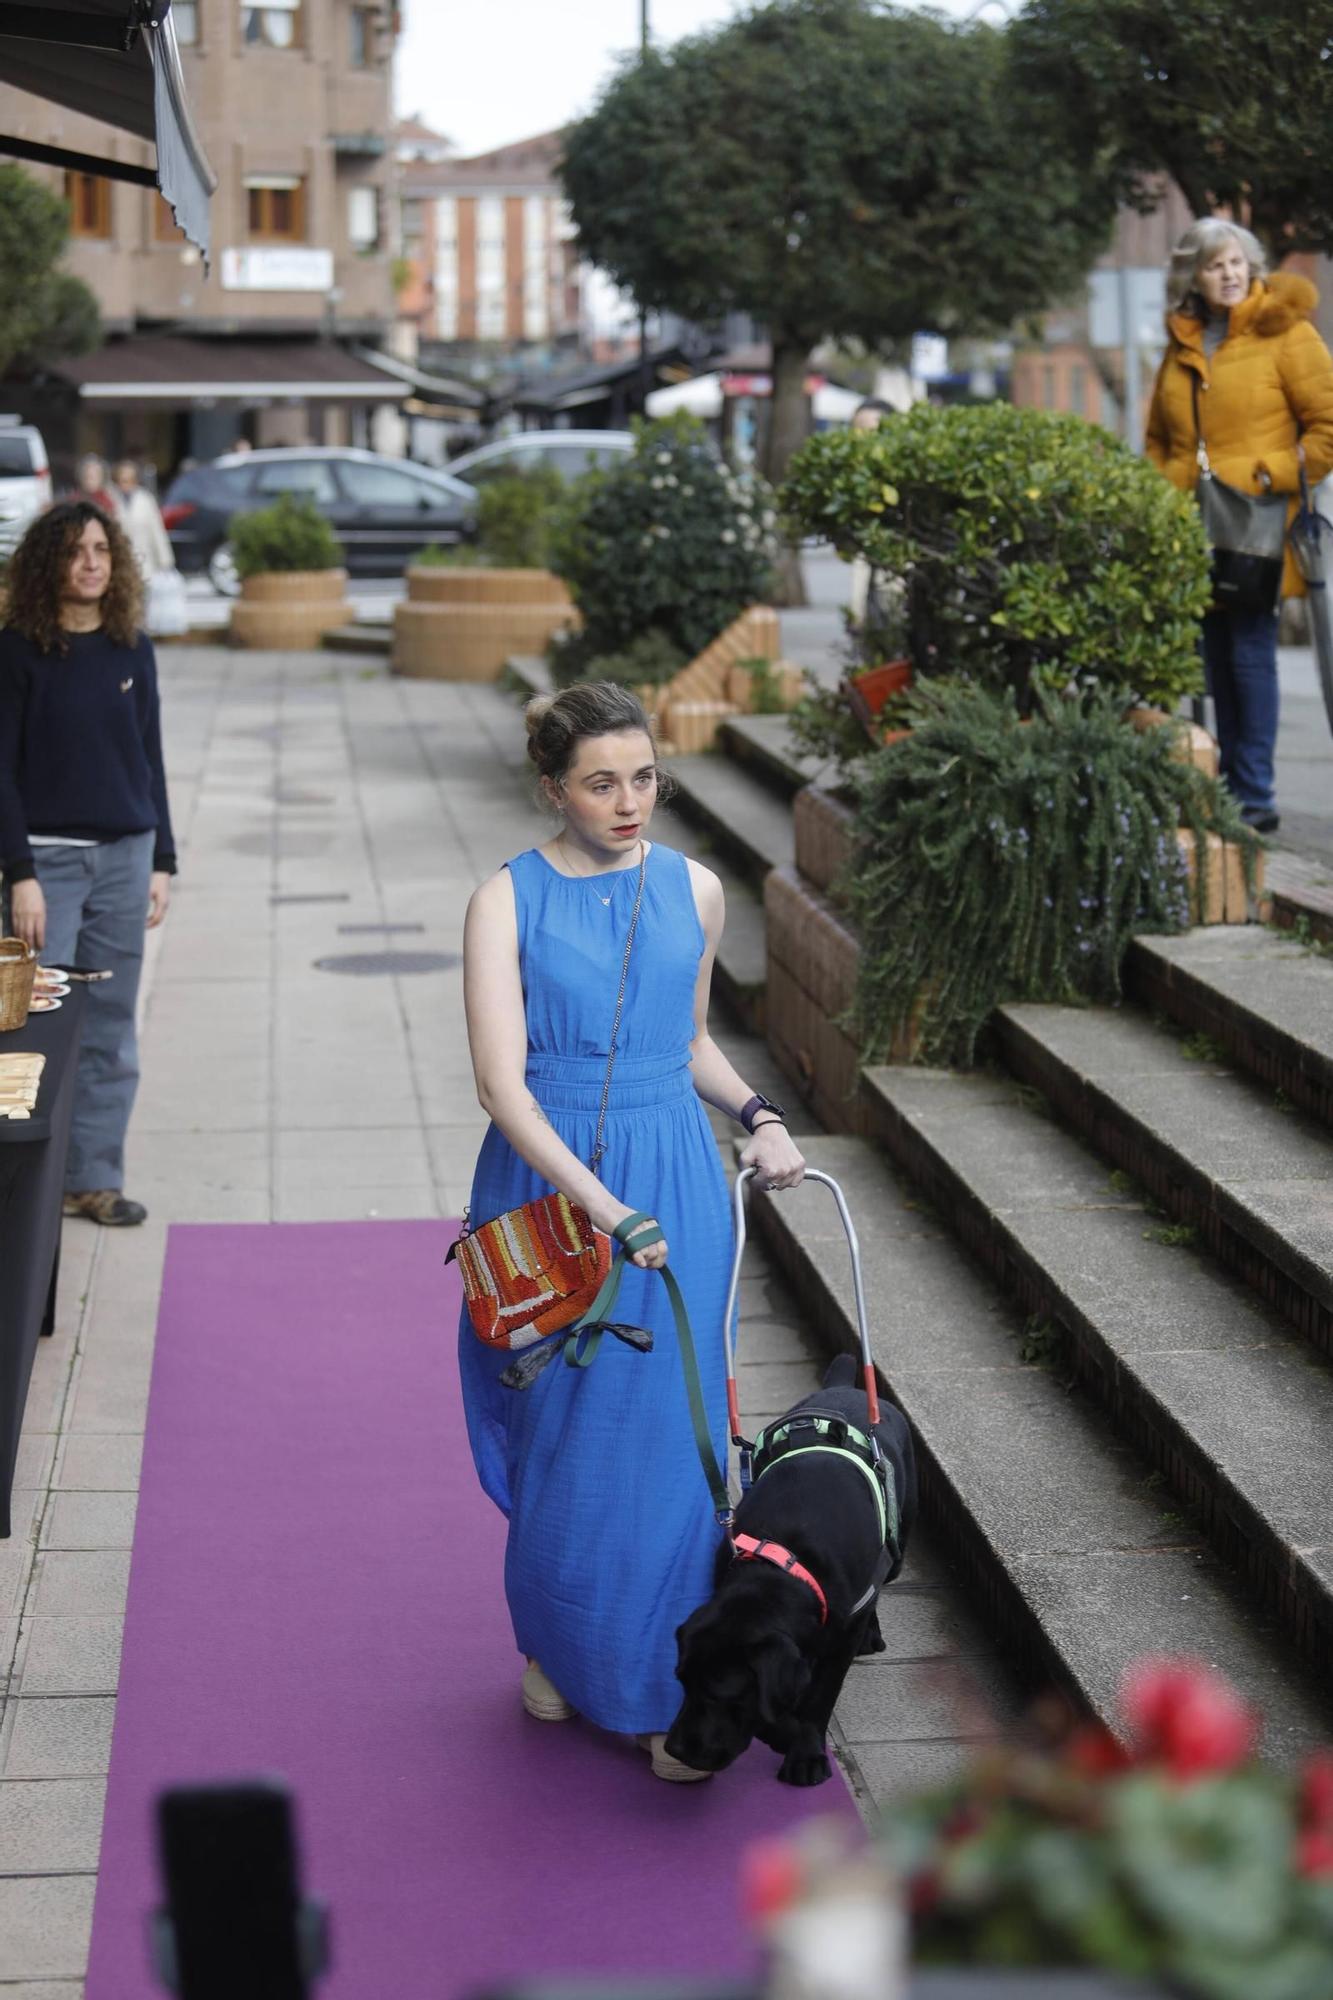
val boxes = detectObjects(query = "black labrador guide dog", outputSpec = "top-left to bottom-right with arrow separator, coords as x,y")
665,1354 -> 917,1786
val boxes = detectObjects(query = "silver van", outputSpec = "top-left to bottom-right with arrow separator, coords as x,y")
0,420 -> 52,557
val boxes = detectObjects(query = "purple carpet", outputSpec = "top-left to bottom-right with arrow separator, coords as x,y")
86,1220 -> 857,1999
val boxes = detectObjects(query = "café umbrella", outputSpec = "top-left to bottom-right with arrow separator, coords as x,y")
1289,465 -> 1333,738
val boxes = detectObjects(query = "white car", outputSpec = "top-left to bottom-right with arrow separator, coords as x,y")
446,430 -> 633,490
0,420 -> 52,556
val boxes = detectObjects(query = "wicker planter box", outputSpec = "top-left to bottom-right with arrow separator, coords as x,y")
655,605 -> 806,752
229,569 -> 351,650
392,567 -> 576,681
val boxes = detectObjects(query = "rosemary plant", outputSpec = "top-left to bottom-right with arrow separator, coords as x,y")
841,683 -> 1258,1066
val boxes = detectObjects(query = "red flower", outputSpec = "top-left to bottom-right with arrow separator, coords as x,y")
739,1837 -> 802,1925
1299,1753 -> 1333,1832
1066,1723 -> 1132,1779
1121,1659 -> 1258,1779
1296,1829 -> 1333,1879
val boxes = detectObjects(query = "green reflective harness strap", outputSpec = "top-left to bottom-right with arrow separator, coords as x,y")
753,1418 -> 901,1554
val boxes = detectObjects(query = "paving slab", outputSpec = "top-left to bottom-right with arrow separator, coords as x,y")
0,1779 -> 106,1873
0,1877 -> 96,1980
3,1700 -> 115,1780
17,1619 -> 123,1699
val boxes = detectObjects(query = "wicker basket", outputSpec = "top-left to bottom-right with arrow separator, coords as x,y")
0,937 -> 36,1032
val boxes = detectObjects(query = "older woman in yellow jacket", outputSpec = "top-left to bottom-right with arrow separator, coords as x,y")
1146,219 -> 1333,832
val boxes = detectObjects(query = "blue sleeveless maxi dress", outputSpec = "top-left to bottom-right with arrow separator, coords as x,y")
458,843 -> 734,1736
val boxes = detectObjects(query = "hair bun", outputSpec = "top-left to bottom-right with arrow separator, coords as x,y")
524,692 -> 558,763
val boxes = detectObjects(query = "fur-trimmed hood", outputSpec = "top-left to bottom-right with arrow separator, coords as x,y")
1168,271 -> 1320,349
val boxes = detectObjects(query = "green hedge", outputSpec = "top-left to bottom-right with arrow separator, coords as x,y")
783,404 -> 1210,712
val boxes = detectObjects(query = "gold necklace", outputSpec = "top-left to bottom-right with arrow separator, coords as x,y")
557,835 -> 644,905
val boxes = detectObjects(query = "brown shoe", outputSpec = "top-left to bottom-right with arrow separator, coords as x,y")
63,1190 -> 148,1227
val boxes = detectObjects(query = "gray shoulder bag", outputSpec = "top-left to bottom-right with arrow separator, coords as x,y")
1192,372 -> 1288,616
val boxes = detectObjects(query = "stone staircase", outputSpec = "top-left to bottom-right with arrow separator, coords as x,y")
666,718 -> 1333,1758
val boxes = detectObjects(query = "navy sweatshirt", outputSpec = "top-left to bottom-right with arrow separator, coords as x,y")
0,626 -> 177,884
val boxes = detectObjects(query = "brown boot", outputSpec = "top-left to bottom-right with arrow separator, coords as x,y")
63,1190 -> 148,1227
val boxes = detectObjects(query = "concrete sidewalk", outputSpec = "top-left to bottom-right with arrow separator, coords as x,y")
0,648 -> 1019,1990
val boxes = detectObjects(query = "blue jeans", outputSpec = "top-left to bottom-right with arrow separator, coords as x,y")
8,833 -> 154,1192
1201,607 -> 1280,816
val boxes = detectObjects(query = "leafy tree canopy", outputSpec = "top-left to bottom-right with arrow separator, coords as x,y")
0,165 -> 101,378
562,0 -> 1115,358
1009,0 -> 1333,257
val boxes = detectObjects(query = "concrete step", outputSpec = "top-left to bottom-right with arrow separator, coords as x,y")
1266,848 -> 1333,947
1127,927 -> 1333,1129
749,1132 -> 1333,1760
861,1063 -> 1333,1678
503,653 -> 552,698
993,1003 -> 1333,1359
717,714 -> 826,799
322,621 -> 392,656
668,747 -> 794,893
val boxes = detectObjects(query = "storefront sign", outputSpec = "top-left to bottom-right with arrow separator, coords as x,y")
220,247 -> 335,292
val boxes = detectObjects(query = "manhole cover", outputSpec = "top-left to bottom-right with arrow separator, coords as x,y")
337,922 -> 426,936
312,950 -> 461,976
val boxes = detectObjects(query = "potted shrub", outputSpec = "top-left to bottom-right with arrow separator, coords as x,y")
393,466 -> 577,681
228,494 -> 350,651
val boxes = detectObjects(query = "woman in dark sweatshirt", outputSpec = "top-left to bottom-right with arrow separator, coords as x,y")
0,501 -> 176,1226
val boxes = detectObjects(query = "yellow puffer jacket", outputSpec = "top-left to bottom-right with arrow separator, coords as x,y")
1145,272 -> 1333,599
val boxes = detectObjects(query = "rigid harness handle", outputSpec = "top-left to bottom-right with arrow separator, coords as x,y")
723,1167 -> 882,1442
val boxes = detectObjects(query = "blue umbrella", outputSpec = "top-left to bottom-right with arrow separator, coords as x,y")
1289,461 -> 1333,738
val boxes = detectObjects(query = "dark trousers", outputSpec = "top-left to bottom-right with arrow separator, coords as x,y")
1202,606 -> 1280,816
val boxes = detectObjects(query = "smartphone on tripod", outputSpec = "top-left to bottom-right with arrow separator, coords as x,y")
152,1780 -> 329,1999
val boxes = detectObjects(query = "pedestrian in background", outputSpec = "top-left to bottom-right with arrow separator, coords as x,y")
1146,220 -> 1333,833
0,501 -> 176,1227
73,453 -> 122,519
112,459 -> 173,581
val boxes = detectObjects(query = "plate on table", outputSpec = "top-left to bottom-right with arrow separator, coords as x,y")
35,983 -> 70,999
28,996 -> 61,1013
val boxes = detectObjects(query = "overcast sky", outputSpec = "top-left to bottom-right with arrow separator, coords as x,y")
396,0 -> 994,158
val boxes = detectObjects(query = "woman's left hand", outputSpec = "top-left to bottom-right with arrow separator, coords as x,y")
146,872 -> 171,929
739,1121 -> 805,1193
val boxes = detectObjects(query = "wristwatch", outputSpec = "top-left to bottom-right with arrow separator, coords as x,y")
739,1092 -> 787,1134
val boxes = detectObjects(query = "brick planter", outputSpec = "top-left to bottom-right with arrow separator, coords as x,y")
392,566 -> 576,681
229,569 -> 352,650
793,786 -> 855,894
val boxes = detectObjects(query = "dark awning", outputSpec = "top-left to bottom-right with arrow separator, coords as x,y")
0,1 -> 216,261
57,334 -> 409,406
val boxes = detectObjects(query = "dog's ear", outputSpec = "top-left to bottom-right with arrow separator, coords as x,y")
751,1631 -> 810,1729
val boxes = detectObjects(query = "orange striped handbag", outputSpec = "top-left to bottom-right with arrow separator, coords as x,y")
448,843 -> 647,1355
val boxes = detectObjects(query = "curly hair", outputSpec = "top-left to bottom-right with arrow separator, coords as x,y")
3,500 -> 143,656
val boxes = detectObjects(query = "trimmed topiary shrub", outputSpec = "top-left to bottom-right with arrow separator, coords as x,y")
230,493 -> 343,577
782,404 -> 1211,712
550,413 -> 778,676
840,681 -> 1257,1066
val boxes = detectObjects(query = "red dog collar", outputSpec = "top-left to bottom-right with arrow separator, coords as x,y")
732,1533 -> 828,1624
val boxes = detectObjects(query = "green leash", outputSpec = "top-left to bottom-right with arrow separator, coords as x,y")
563,1211 -> 733,1528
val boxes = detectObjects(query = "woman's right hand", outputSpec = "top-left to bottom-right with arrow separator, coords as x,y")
9,878 -> 45,953
609,1204 -> 669,1270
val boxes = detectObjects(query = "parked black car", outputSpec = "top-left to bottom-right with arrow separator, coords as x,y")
161,447 -> 478,594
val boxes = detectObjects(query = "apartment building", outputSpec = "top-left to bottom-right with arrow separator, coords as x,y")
0,0 -> 401,475
396,129 -> 583,367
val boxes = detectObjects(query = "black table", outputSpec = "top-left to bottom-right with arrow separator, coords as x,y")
0,982 -> 86,1539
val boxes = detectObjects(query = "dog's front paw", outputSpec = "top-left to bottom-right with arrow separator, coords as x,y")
777,1745 -> 832,1787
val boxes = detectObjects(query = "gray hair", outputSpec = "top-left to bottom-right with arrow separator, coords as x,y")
1166,218 -> 1268,315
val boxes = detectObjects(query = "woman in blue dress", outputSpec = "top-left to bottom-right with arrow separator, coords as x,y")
460,681 -> 805,1780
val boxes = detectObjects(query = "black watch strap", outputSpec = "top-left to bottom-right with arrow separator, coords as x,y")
740,1092 -> 787,1134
